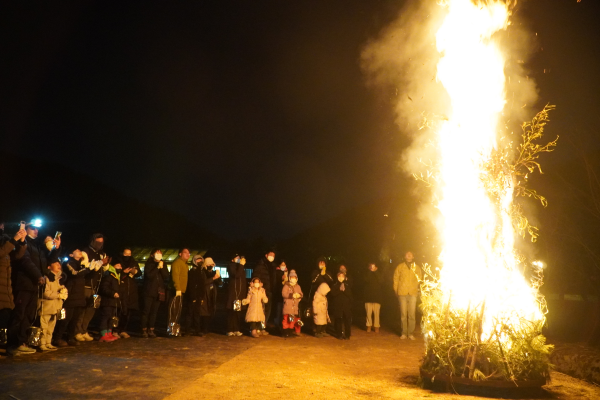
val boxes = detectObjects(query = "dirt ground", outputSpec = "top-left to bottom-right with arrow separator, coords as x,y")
1,327 -> 600,400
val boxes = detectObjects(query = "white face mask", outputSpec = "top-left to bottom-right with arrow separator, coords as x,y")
46,241 -> 54,251
338,276 -> 344,282
280,266 -> 287,271
154,253 -> 163,261
267,256 -> 275,262
254,283 -> 260,288
290,278 -> 297,285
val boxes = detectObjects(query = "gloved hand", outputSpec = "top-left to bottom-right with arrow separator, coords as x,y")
176,290 -> 182,297
241,299 -> 249,305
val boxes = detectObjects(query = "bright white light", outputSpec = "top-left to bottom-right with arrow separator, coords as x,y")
33,219 -> 42,228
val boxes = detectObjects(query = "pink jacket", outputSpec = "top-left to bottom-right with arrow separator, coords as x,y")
282,282 -> 303,316
245,287 -> 268,322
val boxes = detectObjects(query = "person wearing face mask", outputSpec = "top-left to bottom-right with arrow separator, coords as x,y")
364,263 -> 383,334
313,282 -> 331,338
169,248 -> 191,337
310,257 -> 333,301
115,248 -> 141,339
242,277 -> 268,338
186,254 -> 205,336
393,251 -> 423,340
0,222 -> 27,349
141,249 -> 169,338
198,257 -> 221,336
7,221 -> 50,356
330,272 -> 353,340
273,260 -> 288,330
226,254 -> 247,336
98,261 -> 122,342
251,250 -> 276,332
281,270 -> 303,338
77,233 -> 108,341
54,249 -> 89,347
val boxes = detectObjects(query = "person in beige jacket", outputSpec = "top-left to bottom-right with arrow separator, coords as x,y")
393,251 -> 423,340
242,277 -> 268,338
40,257 -> 68,351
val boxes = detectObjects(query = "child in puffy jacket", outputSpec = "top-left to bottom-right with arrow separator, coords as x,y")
242,277 -> 268,338
40,257 -> 68,351
98,263 -> 122,342
282,270 -> 303,338
312,282 -> 330,338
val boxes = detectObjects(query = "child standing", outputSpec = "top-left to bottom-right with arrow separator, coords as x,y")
242,277 -> 268,338
330,272 -> 353,340
40,257 -> 68,351
98,262 -> 122,342
312,282 -> 330,338
282,270 -> 303,338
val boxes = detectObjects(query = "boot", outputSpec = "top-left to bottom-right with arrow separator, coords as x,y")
142,328 -> 148,338
148,328 -> 157,338
367,326 -> 372,333
251,329 -> 260,338
374,327 -> 380,333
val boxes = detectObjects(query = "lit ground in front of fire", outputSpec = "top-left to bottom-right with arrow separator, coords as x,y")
1,328 -> 599,400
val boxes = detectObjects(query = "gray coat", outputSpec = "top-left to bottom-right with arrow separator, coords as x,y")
244,287 -> 268,322
312,282 -> 330,325
282,282 -> 303,316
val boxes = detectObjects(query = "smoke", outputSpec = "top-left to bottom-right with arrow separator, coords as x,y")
361,0 -> 541,234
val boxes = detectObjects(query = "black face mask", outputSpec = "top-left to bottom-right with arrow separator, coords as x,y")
91,241 -> 103,251
122,256 -> 132,262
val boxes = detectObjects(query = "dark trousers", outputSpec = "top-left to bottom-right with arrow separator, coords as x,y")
99,306 -> 115,332
315,324 -> 327,334
77,287 -> 96,334
8,290 -> 38,347
335,313 -> 352,339
199,316 -> 212,334
117,309 -> 135,333
187,301 -> 201,333
0,307 -> 11,329
264,291 -> 272,322
54,306 -> 84,342
141,296 -> 160,330
249,321 -> 262,330
227,309 -> 243,333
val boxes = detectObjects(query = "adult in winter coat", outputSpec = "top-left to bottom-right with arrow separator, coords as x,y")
198,257 -> 221,335
364,263 -> 383,333
310,257 -> 333,300
313,282 -> 331,338
78,233 -> 108,341
252,250 -> 276,324
7,222 -> 49,356
98,264 -> 122,342
242,277 -> 268,338
0,224 -> 25,343
282,270 -> 303,337
392,251 -> 423,340
115,248 -> 141,338
186,255 -> 205,336
273,260 -> 288,328
54,249 -> 90,347
141,249 -> 169,338
330,272 -> 353,340
168,248 -> 190,336
226,255 -> 247,336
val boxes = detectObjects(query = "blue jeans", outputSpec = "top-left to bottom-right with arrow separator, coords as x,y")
398,295 -> 417,336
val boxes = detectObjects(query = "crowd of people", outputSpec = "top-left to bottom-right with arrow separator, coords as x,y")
0,219 -> 424,357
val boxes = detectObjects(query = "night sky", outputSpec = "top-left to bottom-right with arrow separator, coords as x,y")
1,0 -> 599,242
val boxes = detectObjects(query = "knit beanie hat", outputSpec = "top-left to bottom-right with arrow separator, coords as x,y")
289,270 -> 298,279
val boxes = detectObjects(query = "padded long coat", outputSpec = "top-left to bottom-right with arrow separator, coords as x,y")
244,287 -> 268,323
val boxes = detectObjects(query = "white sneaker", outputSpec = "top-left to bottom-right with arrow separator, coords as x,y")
234,331 -> 243,336
83,333 -> 94,341
74,333 -> 86,342
226,332 -> 235,337
120,332 -> 130,339
46,344 -> 58,350
40,345 -> 51,352
400,335 -> 407,340
408,335 -> 416,340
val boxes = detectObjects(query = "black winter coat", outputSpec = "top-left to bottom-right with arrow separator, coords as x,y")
226,262 -> 247,309
188,267 -> 222,316
117,256 -> 141,311
11,243 -> 43,292
143,258 -> 169,300
0,236 -> 20,310
62,258 -> 89,308
100,270 -> 120,308
310,269 -> 333,299
252,257 -> 274,293
273,268 -> 286,302
201,269 -> 221,316
329,280 -> 353,318
363,270 -> 383,304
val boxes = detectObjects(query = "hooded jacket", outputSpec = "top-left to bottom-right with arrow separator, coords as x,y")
282,281 -> 303,316
41,270 -> 66,315
244,286 -> 268,323
310,268 -> 333,299
312,282 -> 330,325
62,257 -> 88,308
100,266 -> 121,308
226,262 -> 247,309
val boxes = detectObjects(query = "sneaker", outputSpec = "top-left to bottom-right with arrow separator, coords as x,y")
234,331 -> 243,337
400,335 -> 407,340
367,326 -> 372,333
108,332 -> 119,340
83,333 -> 94,341
68,339 -> 80,346
251,331 -> 260,338
408,335 -> 416,340
148,330 -> 157,338
142,330 -> 149,338
120,332 -> 130,339
7,346 -> 21,356
374,327 -> 380,333
74,333 -> 86,342
99,334 -> 118,343
46,344 -> 58,350
39,344 -> 51,352
55,340 -> 69,348
260,330 -> 269,336
16,344 -> 37,354
226,332 -> 235,337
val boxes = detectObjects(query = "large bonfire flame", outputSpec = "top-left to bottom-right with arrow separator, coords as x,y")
419,0 -> 556,382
